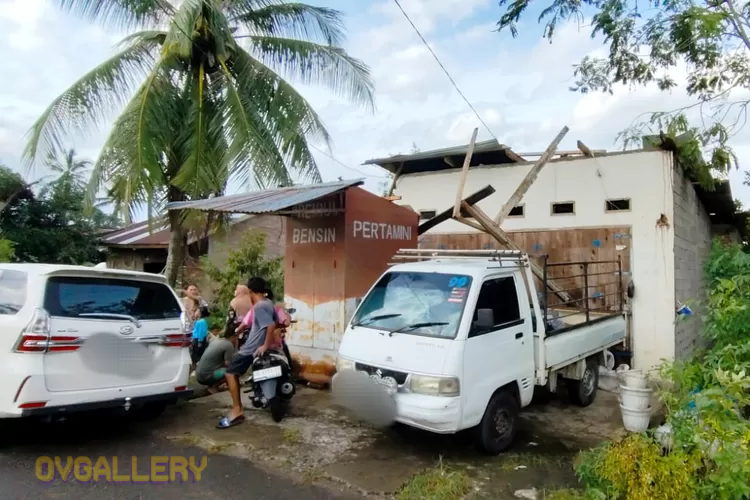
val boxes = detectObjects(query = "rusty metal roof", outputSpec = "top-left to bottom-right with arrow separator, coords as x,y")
166,179 -> 364,214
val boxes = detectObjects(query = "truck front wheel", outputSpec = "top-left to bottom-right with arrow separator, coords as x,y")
568,357 -> 599,407
475,390 -> 519,455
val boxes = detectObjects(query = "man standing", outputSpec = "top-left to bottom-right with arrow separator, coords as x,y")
217,277 -> 281,429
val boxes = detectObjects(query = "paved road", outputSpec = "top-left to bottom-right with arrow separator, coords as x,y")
0,413 -> 344,499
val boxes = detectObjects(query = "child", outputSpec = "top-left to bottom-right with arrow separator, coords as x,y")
190,300 -> 210,369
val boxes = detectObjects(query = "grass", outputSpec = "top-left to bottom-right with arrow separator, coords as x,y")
496,453 -> 568,472
543,488 -> 586,499
282,427 -> 303,444
397,458 -> 472,500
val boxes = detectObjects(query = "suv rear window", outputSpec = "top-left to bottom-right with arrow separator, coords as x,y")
43,276 -> 181,320
0,269 -> 28,315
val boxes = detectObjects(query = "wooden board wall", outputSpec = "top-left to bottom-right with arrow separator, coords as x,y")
419,227 -> 632,312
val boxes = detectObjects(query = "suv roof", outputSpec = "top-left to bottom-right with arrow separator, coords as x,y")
0,263 -> 168,282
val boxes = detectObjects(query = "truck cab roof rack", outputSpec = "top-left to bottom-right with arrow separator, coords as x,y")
390,248 -> 529,265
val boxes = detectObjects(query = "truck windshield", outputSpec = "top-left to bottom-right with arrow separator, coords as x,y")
352,271 -> 472,338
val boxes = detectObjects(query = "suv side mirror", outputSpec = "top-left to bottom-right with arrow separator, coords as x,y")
475,308 -> 494,330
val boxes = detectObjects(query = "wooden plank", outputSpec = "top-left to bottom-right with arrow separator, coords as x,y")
460,202 -> 575,304
417,185 -> 496,235
494,126 -> 569,225
577,140 -> 594,157
453,128 -> 479,219
386,163 -> 403,197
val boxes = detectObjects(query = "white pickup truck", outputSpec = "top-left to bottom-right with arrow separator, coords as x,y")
335,249 -> 626,454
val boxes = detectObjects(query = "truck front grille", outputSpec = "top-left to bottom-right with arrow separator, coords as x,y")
355,362 -> 408,385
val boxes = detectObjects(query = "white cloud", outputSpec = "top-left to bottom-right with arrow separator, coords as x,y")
1,0 -> 749,214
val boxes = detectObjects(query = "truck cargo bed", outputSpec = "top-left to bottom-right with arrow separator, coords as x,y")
543,315 -> 626,371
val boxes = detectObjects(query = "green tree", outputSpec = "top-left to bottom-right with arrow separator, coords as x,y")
24,0 -> 374,286
495,0 -> 749,184
201,230 -> 284,314
45,148 -> 91,191
0,164 -> 118,265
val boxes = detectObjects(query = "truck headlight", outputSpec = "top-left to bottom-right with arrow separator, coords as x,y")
409,375 -> 460,397
336,357 -> 355,372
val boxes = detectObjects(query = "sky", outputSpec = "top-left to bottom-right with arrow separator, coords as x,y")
1,0 -> 749,220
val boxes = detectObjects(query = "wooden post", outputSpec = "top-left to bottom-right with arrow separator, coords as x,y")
453,128 -> 479,219
494,126 -> 569,225
386,163 -> 403,197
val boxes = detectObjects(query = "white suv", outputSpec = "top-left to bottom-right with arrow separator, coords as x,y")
0,264 -> 192,419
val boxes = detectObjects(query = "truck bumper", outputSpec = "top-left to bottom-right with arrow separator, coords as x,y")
394,394 -> 462,434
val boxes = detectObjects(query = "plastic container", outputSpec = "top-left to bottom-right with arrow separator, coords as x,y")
621,370 -> 648,389
603,350 -> 615,370
620,404 -> 651,432
620,385 -> 652,410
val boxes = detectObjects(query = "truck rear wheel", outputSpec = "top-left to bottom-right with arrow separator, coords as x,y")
568,358 -> 599,407
475,390 -> 519,455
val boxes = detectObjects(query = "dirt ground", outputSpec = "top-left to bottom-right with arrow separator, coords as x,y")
161,382 -> 631,499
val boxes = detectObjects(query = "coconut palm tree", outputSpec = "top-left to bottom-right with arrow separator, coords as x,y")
45,148 -> 92,191
23,0 -> 374,285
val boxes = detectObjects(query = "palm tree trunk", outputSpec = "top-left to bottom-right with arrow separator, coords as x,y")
165,187 -> 186,287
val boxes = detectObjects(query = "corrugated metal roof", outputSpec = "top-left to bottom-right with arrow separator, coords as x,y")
363,140 -> 519,167
166,179 -> 364,214
101,219 -> 171,247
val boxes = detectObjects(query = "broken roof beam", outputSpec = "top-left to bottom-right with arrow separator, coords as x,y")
453,128 -> 479,218
417,185 -> 496,235
494,126 -> 569,225
576,140 -> 594,158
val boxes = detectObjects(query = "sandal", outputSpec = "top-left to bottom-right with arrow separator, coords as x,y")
216,414 -> 245,429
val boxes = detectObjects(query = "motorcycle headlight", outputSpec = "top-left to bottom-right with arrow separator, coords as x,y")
409,375 -> 460,397
336,356 -> 355,372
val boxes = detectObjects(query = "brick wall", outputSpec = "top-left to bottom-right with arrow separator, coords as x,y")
672,164 -> 713,360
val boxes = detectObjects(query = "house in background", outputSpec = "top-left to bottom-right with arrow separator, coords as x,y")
366,140 -> 743,372
100,214 -> 285,301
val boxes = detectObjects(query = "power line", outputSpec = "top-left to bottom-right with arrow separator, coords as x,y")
392,0 -> 497,141
309,143 -> 388,179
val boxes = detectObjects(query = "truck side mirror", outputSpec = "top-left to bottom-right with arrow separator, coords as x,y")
475,308 -> 495,330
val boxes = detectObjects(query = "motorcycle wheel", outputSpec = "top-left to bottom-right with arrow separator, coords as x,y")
270,397 -> 285,422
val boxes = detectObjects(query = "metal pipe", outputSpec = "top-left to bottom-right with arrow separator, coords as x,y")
543,255 -> 549,327
617,256 -> 624,313
583,262 -> 590,323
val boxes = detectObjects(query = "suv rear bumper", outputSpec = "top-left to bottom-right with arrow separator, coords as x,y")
19,389 -> 193,417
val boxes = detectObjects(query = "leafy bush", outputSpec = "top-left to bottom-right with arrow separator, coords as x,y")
0,239 -> 15,262
575,238 -> 750,499
201,230 -> 284,314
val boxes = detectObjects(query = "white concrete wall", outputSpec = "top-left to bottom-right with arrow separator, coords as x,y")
394,150 -> 677,371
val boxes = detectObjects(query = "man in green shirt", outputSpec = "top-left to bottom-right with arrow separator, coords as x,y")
196,331 -> 238,393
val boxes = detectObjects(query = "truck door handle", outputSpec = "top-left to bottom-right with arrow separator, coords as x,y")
515,332 -> 523,339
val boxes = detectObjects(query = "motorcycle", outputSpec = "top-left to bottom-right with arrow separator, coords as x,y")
250,307 -> 297,422
250,350 -> 295,422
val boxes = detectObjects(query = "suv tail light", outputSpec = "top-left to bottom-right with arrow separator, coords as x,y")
14,308 -> 81,353
161,333 -> 191,348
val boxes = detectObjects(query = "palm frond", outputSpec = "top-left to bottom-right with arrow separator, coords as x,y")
216,55 -> 292,189
88,58 -> 180,222
230,47 -> 326,183
58,0 -> 174,30
244,36 -> 374,111
233,2 -> 345,46
23,32 -> 165,169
